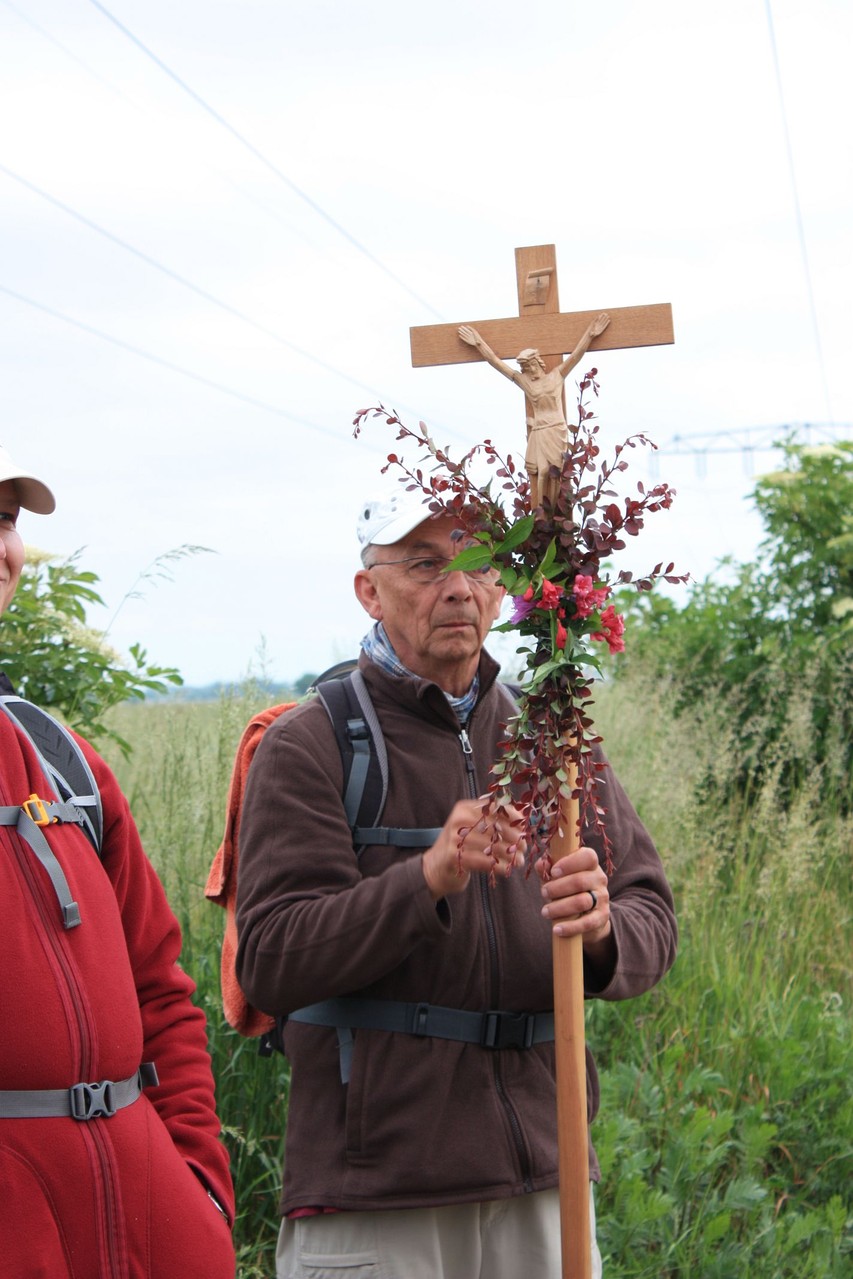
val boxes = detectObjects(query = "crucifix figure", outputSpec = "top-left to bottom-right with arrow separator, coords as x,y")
457,312 -> 611,509
411,242 -> 673,514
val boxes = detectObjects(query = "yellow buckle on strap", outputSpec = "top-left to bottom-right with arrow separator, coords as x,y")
22,794 -> 54,827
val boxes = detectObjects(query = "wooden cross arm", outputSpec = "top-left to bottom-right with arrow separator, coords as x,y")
410,303 -> 673,368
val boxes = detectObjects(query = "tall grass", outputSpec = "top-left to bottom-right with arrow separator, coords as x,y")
590,670 -> 851,1276
103,691 -> 289,1275
103,670 -> 852,1276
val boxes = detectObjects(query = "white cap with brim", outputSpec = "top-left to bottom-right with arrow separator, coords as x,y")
0,444 -> 56,514
357,490 -> 434,548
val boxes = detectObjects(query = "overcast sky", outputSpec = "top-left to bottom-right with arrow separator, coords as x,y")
1,0 -> 850,685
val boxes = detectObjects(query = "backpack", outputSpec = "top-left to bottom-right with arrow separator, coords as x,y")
205,662 -> 444,1043
0,694 -> 104,929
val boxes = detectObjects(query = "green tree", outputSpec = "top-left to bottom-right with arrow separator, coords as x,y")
753,441 -> 853,636
614,441 -> 853,801
1,548 -> 183,754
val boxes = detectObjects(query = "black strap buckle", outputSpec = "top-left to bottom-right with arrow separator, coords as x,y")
69,1079 -> 116,1120
481,1011 -> 535,1050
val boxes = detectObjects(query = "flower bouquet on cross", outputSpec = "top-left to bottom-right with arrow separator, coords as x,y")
353,366 -> 687,874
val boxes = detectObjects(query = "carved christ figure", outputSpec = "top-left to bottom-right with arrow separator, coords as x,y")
458,312 -> 611,509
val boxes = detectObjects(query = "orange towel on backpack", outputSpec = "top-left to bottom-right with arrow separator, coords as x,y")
205,703 -> 296,1037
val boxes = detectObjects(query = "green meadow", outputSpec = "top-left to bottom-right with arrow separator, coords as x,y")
103,667 -> 852,1278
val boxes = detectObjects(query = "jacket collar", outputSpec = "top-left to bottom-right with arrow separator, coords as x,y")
358,648 -> 502,729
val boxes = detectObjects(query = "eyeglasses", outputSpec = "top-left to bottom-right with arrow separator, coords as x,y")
368,555 -> 497,585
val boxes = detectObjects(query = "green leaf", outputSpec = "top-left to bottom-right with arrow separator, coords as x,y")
446,545 -> 494,572
499,567 -> 525,593
528,655 -> 581,688
539,538 -> 558,576
701,1212 -> 731,1247
495,514 -> 535,553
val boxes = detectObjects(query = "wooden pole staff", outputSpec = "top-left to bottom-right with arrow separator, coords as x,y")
411,245 -> 673,1279
551,785 -> 589,1278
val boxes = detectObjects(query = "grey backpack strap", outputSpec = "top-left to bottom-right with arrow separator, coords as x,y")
0,696 -> 103,855
316,671 -> 442,851
315,671 -> 387,849
0,798 -> 82,928
346,668 -> 389,820
0,1062 -> 159,1119
351,825 -> 443,848
0,695 -> 105,929
344,669 -> 440,845
287,998 -> 556,1083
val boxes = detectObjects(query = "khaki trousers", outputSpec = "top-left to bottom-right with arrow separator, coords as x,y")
276,1187 -> 603,1279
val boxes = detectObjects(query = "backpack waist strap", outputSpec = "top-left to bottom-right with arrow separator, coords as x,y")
287,998 -> 555,1080
289,997 -> 554,1047
351,825 -> 444,848
0,1062 -> 159,1120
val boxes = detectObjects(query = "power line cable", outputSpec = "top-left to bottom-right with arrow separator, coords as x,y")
0,165 -> 473,442
764,0 -> 833,421
0,162 -> 403,404
88,0 -> 445,322
4,280 -> 846,481
0,282 -> 389,452
0,0 -> 134,105
1,0 -> 322,247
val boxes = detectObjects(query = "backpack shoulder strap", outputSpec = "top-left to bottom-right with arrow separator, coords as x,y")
0,696 -> 103,856
315,670 -> 386,836
315,670 -> 441,852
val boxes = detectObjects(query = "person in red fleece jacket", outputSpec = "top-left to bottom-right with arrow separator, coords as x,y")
0,441 -> 235,1279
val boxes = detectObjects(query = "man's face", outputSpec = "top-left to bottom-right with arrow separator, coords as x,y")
0,481 -> 24,618
354,514 -> 504,695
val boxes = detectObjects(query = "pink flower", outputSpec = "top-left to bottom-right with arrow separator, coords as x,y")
555,619 -> 568,650
537,579 -> 562,611
591,605 -> 625,654
572,574 -> 610,619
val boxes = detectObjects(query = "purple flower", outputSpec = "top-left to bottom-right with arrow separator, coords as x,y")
509,591 -> 536,623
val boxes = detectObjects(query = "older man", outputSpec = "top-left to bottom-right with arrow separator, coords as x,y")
235,492 -> 677,1279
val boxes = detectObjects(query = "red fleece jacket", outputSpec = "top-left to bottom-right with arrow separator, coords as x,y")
0,707 -> 235,1278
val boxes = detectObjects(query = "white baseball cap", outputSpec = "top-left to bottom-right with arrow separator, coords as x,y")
356,490 -> 434,548
0,443 -> 56,514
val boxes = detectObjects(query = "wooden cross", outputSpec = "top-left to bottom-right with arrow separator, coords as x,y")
410,245 -> 674,1279
411,242 -> 672,375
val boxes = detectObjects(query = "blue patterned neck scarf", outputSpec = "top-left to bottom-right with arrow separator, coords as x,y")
361,623 -> 480,724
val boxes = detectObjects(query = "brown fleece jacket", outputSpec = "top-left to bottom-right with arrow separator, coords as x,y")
235,651 -> 677,1215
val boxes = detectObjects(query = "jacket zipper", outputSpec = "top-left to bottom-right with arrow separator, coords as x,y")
5,799 -> 127,1275
458,722 -> 535,1193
